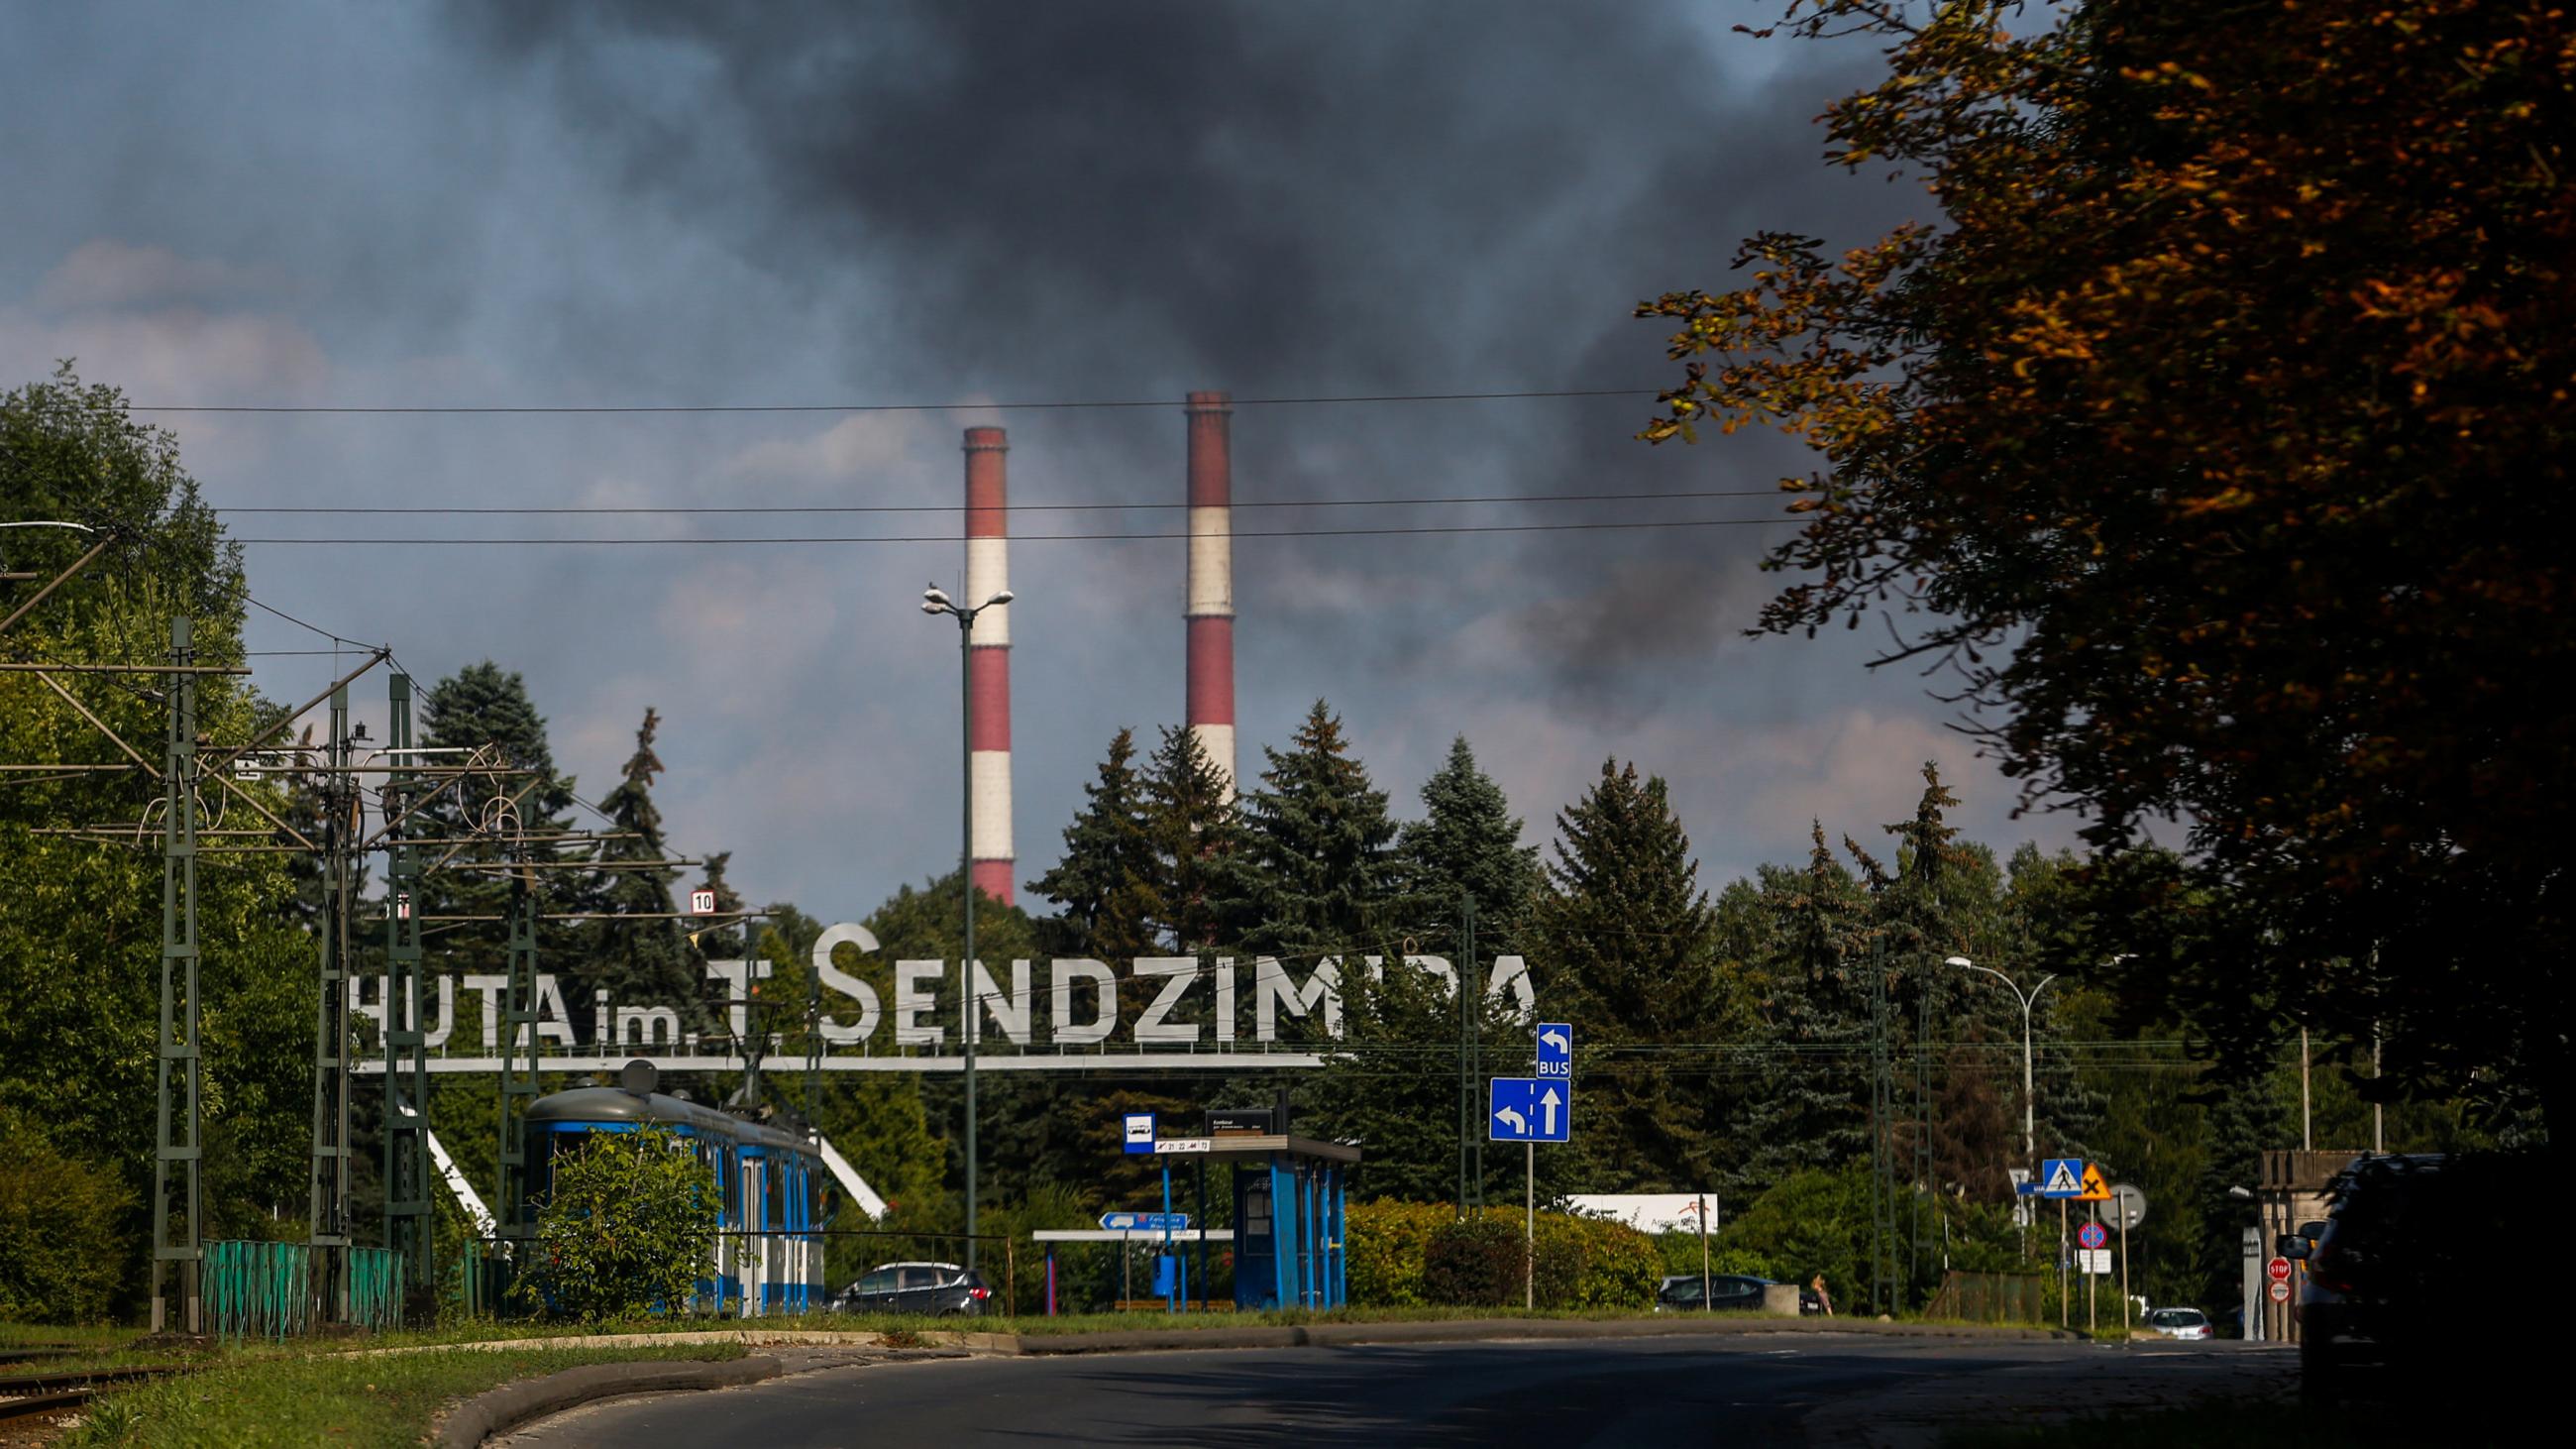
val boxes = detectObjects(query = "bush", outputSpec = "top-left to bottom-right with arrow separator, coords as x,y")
1389,1205 -> 1658,1310
514,1127 -> 716,1321
1545,1211 -> 1658,1308
1424,1213 -> 1527,1306
1345,1199 -> 1450,1307
0,1108 -> 135,1324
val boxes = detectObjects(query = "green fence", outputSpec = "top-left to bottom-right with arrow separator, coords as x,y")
1924,1270 -> 2049,1324
349,1246 -> 404,1331
455,1247 -> 513,1320
204,1240 -> 314,1340
202,1242 -> 405,1339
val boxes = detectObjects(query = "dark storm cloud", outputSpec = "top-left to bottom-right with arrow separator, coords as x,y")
447,1 -> 1912,676
454,1 -> 1903,373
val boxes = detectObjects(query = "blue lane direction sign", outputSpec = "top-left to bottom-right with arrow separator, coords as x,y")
1536,1022 -> 1573,1078
1122,1112 -> 1157,1155
1489,1076 -> 1571,1143
2038,1158 -> 2086,1198
1101,1211 -> 1191,1232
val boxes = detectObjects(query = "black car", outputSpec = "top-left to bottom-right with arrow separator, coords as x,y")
833,1261 -> 994,1316
2289,1153 -> 2535,1403
1655,1274 -> 1802,1313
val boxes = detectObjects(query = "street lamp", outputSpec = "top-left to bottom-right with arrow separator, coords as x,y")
1946,955 -> 2056,1170
922,582 -> 1011,1272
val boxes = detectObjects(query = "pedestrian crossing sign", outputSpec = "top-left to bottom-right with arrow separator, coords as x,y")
2039,1158 -> 2085,1198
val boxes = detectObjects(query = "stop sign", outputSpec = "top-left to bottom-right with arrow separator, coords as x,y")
2266,1257 -> 2293,1282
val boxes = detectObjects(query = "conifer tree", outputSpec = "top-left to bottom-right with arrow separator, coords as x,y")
1397,735 -> 1540,952
412,662 -> 583,982
1533,759 -> 1724,1190
1136,724 -> 1239,953
585,708 -> 697,1043
1029,727 -> 1160,961
1724,824 -> 1874,1191
1227,700 -> 1401,963
1295,736 -> 1538,1203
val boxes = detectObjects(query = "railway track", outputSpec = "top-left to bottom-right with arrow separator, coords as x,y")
0,1365 -> 189,1427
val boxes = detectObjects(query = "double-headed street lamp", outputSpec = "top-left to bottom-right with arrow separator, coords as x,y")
1946,954 -> 2056,1170
923,583 -> 1011,1272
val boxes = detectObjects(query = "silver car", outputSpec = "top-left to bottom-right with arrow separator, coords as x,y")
2144,1306 -> 2212,1340
833,1261 -> 994,1316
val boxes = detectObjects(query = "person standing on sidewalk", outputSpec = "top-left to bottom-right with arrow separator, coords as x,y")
1811,1273 -> 1834,1316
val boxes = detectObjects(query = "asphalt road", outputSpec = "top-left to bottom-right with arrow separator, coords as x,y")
501,1335 -> 2291,1448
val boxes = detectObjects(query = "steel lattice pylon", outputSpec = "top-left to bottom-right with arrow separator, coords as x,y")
305,684 -> 357,1319
381,673 -> 433,1292
151,617 -> 204,1334
495,863 -> 541,1240
1867,930 -> 1900,1316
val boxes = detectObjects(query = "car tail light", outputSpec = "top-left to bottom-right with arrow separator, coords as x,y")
969,1286 -> 992,1300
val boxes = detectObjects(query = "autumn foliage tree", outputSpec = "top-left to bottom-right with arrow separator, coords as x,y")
1641,2 -> 2574,1137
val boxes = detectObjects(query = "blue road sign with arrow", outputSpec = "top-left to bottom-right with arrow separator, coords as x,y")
1536,1022 -> 1573,1078
1101,1211 -> 1191,1232
1489,1076 -> 1571,1143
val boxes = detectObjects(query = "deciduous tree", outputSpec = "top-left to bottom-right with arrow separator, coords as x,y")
1639,0 -> 2576,1135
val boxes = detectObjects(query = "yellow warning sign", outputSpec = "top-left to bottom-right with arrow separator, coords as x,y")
2077,1164 -> 2113,1201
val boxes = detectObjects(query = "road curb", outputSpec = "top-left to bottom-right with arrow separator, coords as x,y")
431,1354 -> 782,1448
1004,1317 -> 2082,1355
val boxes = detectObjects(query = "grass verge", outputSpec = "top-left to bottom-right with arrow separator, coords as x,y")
60,1342 -> 744,1449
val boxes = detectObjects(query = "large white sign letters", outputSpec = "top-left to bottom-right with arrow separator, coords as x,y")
351,920 -> 1536,1059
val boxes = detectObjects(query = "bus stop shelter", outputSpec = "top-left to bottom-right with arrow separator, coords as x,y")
1209,1134 -> 1358,1311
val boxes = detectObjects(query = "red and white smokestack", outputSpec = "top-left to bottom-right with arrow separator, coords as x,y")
964,426 -> 1015,905
1185,390 -> 1236,799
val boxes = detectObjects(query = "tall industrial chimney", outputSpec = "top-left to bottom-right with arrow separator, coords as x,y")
964,426 -> 1015,904
1184,391 -> 1236,798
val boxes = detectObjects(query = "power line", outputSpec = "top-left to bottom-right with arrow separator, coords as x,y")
240,589 -> 377,651
217,487 -> 1792,517
123,387 -> 1662,417
232,517 -> 1801,546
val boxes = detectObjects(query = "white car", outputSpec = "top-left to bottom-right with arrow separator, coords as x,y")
2143,1306 -> 2212,1340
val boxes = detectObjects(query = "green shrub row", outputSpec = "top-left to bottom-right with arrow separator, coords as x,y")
1345,1199 -> 1657,1310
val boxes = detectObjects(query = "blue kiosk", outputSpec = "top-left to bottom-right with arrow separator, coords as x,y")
1124,1113 -> 1358,1311
1224,1132 -> 1358,1311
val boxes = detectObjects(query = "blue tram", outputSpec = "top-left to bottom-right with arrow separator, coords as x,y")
522,1071 -> 829,1315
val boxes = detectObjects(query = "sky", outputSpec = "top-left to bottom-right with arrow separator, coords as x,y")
1,1 -> 2096,925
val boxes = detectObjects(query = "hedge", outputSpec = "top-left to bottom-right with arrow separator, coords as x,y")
1345,1199 -> 1656,1310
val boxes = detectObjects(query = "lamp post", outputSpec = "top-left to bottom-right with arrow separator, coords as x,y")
923,583 -> 1012,1273
1945,955 -> 2055,1170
